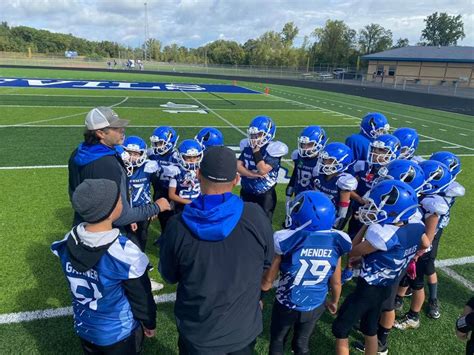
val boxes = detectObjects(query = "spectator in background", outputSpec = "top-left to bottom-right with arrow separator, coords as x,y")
68,106 -> 170,228
159,146 -> 274,354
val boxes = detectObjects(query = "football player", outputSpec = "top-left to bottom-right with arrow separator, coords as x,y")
237,116 -> 288,221
262,191 -> 351,355
195,127 -> 224,150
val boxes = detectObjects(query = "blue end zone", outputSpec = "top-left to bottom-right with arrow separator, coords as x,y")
0,78 -> 261,94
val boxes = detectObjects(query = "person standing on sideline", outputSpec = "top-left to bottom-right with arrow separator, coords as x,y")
51,179 -> 157,354
68,106 -> 170,228
159,146 -> 274,354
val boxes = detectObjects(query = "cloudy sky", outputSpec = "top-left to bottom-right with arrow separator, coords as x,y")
2,0 -> 473,48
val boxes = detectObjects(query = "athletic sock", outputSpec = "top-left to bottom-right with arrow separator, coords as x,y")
408,309 -> 419,320
428,282 -> 438,301
377,325 -> 391,345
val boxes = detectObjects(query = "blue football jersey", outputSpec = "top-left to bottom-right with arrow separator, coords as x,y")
273,228 -> 352,311
239,139 -> 288,195
360,222 -> 425,286
147,149 -> 179,190
345,133 -> 372,162
290,149 -> 319,195
437,181 -> 465,229
314,172 -> 358,207
169,166 -> 201,200
128,160 -> 159,207
351,160 -> 380,197
50,226 -> 149,346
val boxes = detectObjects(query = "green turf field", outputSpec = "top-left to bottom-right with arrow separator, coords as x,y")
0,67 -> 472,354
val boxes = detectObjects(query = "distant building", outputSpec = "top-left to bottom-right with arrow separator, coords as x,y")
362,46 -> 474,88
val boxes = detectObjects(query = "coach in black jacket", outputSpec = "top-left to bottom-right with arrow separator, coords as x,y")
159,146 -> 274,355
68,106 -> 169,227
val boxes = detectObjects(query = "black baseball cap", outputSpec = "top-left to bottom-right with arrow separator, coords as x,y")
200,146 -> 237,183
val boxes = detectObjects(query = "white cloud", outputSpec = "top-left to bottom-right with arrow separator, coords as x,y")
1,0 -> 472,47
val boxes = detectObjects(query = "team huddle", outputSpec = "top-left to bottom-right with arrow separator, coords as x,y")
57,107 -> 465,355
117,113 -> 465,354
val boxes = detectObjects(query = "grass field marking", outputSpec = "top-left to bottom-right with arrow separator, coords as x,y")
420,139 -> 436,142
0,124 -> 360,129
247,85 -> 474,153
439,267 -> 474,292
0,292 -> 177,325
459,133 -> 468,136
0,165 -> 68,170
268,86 -> 474,132
178,90 -> 247,136
1,256 -> 472,325
110,96 -> 129,108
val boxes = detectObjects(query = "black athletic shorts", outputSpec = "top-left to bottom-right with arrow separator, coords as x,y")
240,185 -> 277,221
80,324 -> 144,355
332,278 -> 391,338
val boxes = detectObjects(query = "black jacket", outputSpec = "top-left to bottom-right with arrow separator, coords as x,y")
68,146 -> 160,227
159,202 -> 274,353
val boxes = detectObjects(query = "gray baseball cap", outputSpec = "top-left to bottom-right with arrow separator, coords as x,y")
85,106 -> 129,130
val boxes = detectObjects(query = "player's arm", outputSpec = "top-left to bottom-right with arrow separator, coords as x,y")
285,166 -> 297,202
237,160 -> 261,178
419,233 -> 431,250
327,257 -> 342,314
351,224 -> 368,248
424,214 -> 439,243
350,190 -> 366,205
253,146 -> 273,175
261,255 -> 282,291
456,301 -> 474,340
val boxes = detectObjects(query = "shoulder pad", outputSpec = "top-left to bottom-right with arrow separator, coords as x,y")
108,236 -> 149,278
291,149 -> 299,161
365,224 -> 397,251
444,181 -> 465,197
162,165 -> 180,177
353,160 -> 366,173
144,160 -> 159,174
331,229 -> 352,247
273,229 -> 297,255
421,195 -> 450,216
267,141 -> 288,157
337,173 -> 358,191
409,209 -> 424,224
239,138 -> 250,151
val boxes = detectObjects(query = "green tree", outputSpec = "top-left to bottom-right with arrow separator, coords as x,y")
280,22 -> 299,47
312,20 -> 356,66
392,38 -> 409,48
358,23 -> 393,54
421,12 -> 465,46
145,38 -> 162,60
206,40 -> 245,65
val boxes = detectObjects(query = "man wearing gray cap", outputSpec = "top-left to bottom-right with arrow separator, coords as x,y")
51,179 -> 156,354
68,106 -> 170,227
159,146 -> 274,355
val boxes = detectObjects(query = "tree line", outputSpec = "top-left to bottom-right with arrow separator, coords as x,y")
0,12 -> 465,68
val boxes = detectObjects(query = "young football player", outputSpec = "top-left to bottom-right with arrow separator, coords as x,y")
332,180 -> 428,355
394,160 -> 455,329
148,126 -> 180,232
237,115 -> 288,221
122,136 -> 159,260
262,191 -> 352,355
392,127 -> 421,162
345,112 -> 390,161
195,127 -> 224,150
168,139 -> 203,213
285,125 -> 327,204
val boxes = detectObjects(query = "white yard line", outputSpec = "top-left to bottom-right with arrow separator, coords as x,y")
1,255 -> 472,325
0,124 -> 360,129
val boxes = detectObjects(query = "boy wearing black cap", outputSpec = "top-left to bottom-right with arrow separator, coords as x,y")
159,146 -> 274,355
51,179 -> 156,354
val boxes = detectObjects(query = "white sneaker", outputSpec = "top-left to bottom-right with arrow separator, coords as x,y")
394,314 -> 420,330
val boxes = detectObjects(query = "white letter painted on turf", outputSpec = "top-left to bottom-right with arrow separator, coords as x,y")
73,81 -> 109,88
0,78 -> 18,84
165,84 -> 205,91
27,80 -> 76,86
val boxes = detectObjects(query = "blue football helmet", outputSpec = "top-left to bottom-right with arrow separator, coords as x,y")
123,136 -> 147,176
317,142 -> 354,175
150,126 -> 179,155
376,159 -> 426,193
419,160 -> 453,194
177,139 -> 203,171
360,112 -> 390,139
285,191 -> 336,231
297,125 -> 327,158
368,134 -> 401,166
430,151 -> 462,177
195,127 -> 224,149
358,180 -> 419,225
247,115 -> 276,149
393,127 -> 419,159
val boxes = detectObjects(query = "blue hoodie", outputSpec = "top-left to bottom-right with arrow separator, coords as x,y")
74,143 -> 124,166
182,193 -> 244,241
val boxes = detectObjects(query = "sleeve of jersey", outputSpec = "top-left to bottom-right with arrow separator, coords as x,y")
144,160 -> 159,174
239,138 -> 249,152
333,230 -> 352,254
352,160 -> 366,174
107,237 -> 150,279
445,181 -> 465,197
122,273 -> 157,329
163,165 -> 181,179
291,149 -> 299,161
168,178 -> 177,188
273,229 -> 297,255
421,195 -> 450,216
336,173 -> 358,191
364,224 -> 390,251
